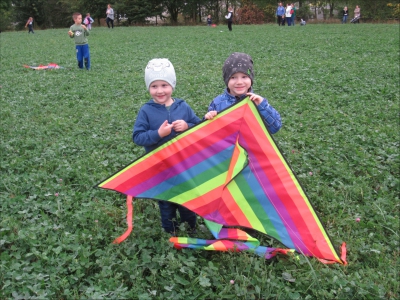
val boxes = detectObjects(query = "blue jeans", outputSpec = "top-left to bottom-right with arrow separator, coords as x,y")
76,44 -> 90,70
158,201 -> 197,234
342,16 -> 348,23
286,17 -> 292,26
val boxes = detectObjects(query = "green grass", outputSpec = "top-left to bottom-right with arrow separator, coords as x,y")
1,24 -> 399,299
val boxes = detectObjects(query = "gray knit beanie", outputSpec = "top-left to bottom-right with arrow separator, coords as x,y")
145,58 -> 176,90
222,52 -> 254,86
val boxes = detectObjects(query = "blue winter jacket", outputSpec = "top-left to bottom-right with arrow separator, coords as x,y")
133,98 -> 201,153
276,6 -> 285,16
207,89 -> 282,134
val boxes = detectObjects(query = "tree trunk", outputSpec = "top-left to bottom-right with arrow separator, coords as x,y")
198,3 -> 201,23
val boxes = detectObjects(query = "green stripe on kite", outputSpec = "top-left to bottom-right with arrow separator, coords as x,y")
97,97 -> 347,264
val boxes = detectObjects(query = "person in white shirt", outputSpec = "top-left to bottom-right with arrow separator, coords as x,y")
285,4 -> 293,26
225,7 -> 233,31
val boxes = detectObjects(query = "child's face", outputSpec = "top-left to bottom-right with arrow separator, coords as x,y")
149,80 -> 173,105
74,15 -> 82,25
227,72 -> 252,97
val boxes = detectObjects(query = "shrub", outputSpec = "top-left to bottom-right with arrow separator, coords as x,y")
264,4 -> 276,23
235,4 -> 265,25
296,6 -> 313,21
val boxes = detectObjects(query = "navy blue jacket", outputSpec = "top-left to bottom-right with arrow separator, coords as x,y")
133,98 -> 201,153
207,89 -> 282,134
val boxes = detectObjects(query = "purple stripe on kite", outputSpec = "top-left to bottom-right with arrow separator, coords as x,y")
203,210 -> 229,227
239,166 -> 298,250
234,242 -> 252,251
125,133 -> 237,196
135,148 -> 233,199
239,136 -> 309,254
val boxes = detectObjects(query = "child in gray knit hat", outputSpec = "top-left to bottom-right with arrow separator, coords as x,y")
133,58 -> 201,235
204,52 -> 282,134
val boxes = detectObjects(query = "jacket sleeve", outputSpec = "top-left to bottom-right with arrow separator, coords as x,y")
132,109 -> 161,147
257,99 -> 282,134
185,104 -> 201,128
207,98 -> 219,112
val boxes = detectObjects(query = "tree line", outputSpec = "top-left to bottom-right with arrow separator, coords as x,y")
0,0 -> 398,31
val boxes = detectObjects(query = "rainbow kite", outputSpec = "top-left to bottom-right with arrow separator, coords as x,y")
23,63 -> 64,70
97,97 -> 347,264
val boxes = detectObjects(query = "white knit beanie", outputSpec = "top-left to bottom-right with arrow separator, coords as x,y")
145,58 -> 176,90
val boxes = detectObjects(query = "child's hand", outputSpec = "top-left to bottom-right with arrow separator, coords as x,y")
204,111 -> 218,120
246,93 -> 263,105
68,30 -> 74,36
81,25 -> 87,30
171,120 -> 188,132
158,120 -> 173,137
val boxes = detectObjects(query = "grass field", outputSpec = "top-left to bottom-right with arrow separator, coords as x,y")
1,23 -> 399,299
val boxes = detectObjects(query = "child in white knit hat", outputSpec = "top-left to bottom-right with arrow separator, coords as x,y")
204,52 -> 282,134
133,58 -> 200,235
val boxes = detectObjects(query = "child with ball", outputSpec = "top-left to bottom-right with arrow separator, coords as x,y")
133,58 -> 201,235
204,52 -> 282,134
68,12 -> 90,70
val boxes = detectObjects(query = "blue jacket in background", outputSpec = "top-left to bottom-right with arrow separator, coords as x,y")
276,6 -> 285,16
133,98 -> 201,153
207,89 -> 282,134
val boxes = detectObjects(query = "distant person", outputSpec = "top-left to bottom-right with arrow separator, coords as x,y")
207,15 -> 212,26
68,12 -> 90,70
204,52 -> 282,134
342,7 -> 349,24
291,3 -> 296,26
225,7 -> 233,31
25,17 -> 34,34
106,4 -> 114,28
285,3 -> 293,26
84,13 -> 94,30
354,5 -> 361,23
276,2 -> 285,26
133,58 -> 201,235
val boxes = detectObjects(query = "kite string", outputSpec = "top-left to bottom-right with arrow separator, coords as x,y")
113,195 -> 133,244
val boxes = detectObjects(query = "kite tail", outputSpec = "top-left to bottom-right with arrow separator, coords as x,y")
113,195 -> 133,244
170,236 -> 293,260
170,219 -> 294,260
317,242 -> 348,265
341,242 -> 348,265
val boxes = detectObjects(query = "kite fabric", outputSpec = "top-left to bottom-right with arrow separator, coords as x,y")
97,97 -> 347,265
23,63 -> 64,70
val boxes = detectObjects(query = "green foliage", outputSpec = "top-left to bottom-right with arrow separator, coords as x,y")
114,0 -> 163,25
263,4 -> 276,23
12,0 -> 77,28
1,24 -> 399,298
296,5 -> 313,21
0,8 -> 13,31
7,0 -> 400,28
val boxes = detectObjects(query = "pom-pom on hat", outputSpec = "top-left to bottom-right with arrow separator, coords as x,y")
222,52 -> 254,86
145,58 -> 176,90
